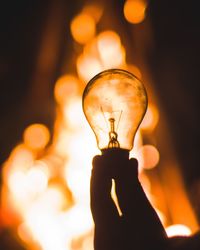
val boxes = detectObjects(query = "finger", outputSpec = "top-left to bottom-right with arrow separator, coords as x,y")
90,155 -> 120,228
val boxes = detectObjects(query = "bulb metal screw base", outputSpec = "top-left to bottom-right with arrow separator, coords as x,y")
101,148 -> 129,159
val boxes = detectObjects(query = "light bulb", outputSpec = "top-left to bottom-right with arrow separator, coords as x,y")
82,69 -> 148,154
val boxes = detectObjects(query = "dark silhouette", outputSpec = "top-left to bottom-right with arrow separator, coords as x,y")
90,149 -> 200,250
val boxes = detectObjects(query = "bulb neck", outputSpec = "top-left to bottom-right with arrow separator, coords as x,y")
101,148 -> 129,159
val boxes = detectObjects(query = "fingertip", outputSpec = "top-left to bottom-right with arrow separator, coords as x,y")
129,157 -> 139,176
92,154 -> 113,179
92,155 -> 101,165
92,155 -> 104,170
129,158 -> 138,168
129,157 -> 138,166
92,155 -> 107,177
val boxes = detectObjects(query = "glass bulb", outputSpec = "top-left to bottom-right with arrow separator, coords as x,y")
82,69 -> 148,152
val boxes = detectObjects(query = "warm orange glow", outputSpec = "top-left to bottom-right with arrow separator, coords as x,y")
124,0 -> 147,24
23,124 -> 50,151
97,30 -> 121,49
137,144 -> 160,169
9,144 -> 34,165
40,186 -> 66,211
83,37 -> 99,58
83,3 -> 103,23
1,12 -> 198,250
76,54 -> 103,83
70,13 -> 96,44
53,129 -> 72,157
7,170 -> 28,207
166,224 -> 192,237
64,98 -> 84,129
128,64 -> 142,79
17,223 -> 33,243
6,161 -> 49,213
76,30 -> 127,83
155,209 -> 167,226
130,130 -> 143,160
3,144 -> 34,181
63,205 -> 93,237
64,131 -> 98,202
25,202 -> 70,250
97,30 -> 126,68
138,173 -> 151,192
54,75 -> 79,105
141,103 -> 159,131
26,167 -> 48,193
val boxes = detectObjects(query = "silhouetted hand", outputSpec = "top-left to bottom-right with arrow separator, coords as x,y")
90,151 -> 168,250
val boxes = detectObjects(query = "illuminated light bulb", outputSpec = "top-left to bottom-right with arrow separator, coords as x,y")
82,68 -> 148,154
124,0 -> 147,24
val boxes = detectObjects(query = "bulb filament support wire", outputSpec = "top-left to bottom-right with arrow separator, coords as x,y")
108,118 -> 120,148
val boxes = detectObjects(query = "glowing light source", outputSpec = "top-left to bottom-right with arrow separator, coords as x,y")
9,144 -> 34,167
97,30 -> 125,68
8,171 -> 27,200
3,144 -> 34,182
54,75 -> 79,105
64,98 -> 84,129
7,166 -> 48,211
138,173 -> 151,192
23,124 -> 50,151
76,54 -> 103,83
40,187 -> 65,211
17,223 -> 33,243
141,103 -> 159,131
82,3 -> 103,23
127,64 -> 142,80
124,0 -> 147,24
70,13 -> 96,44
26,167 -> 48,194
82,69 -> 148,151
137,144 -> 160,169
166,224 -> 192,237
155,209 -> 167,226
83,38 -> 99,58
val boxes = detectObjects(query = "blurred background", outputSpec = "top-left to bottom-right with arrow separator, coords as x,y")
0,0 -> 200,249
